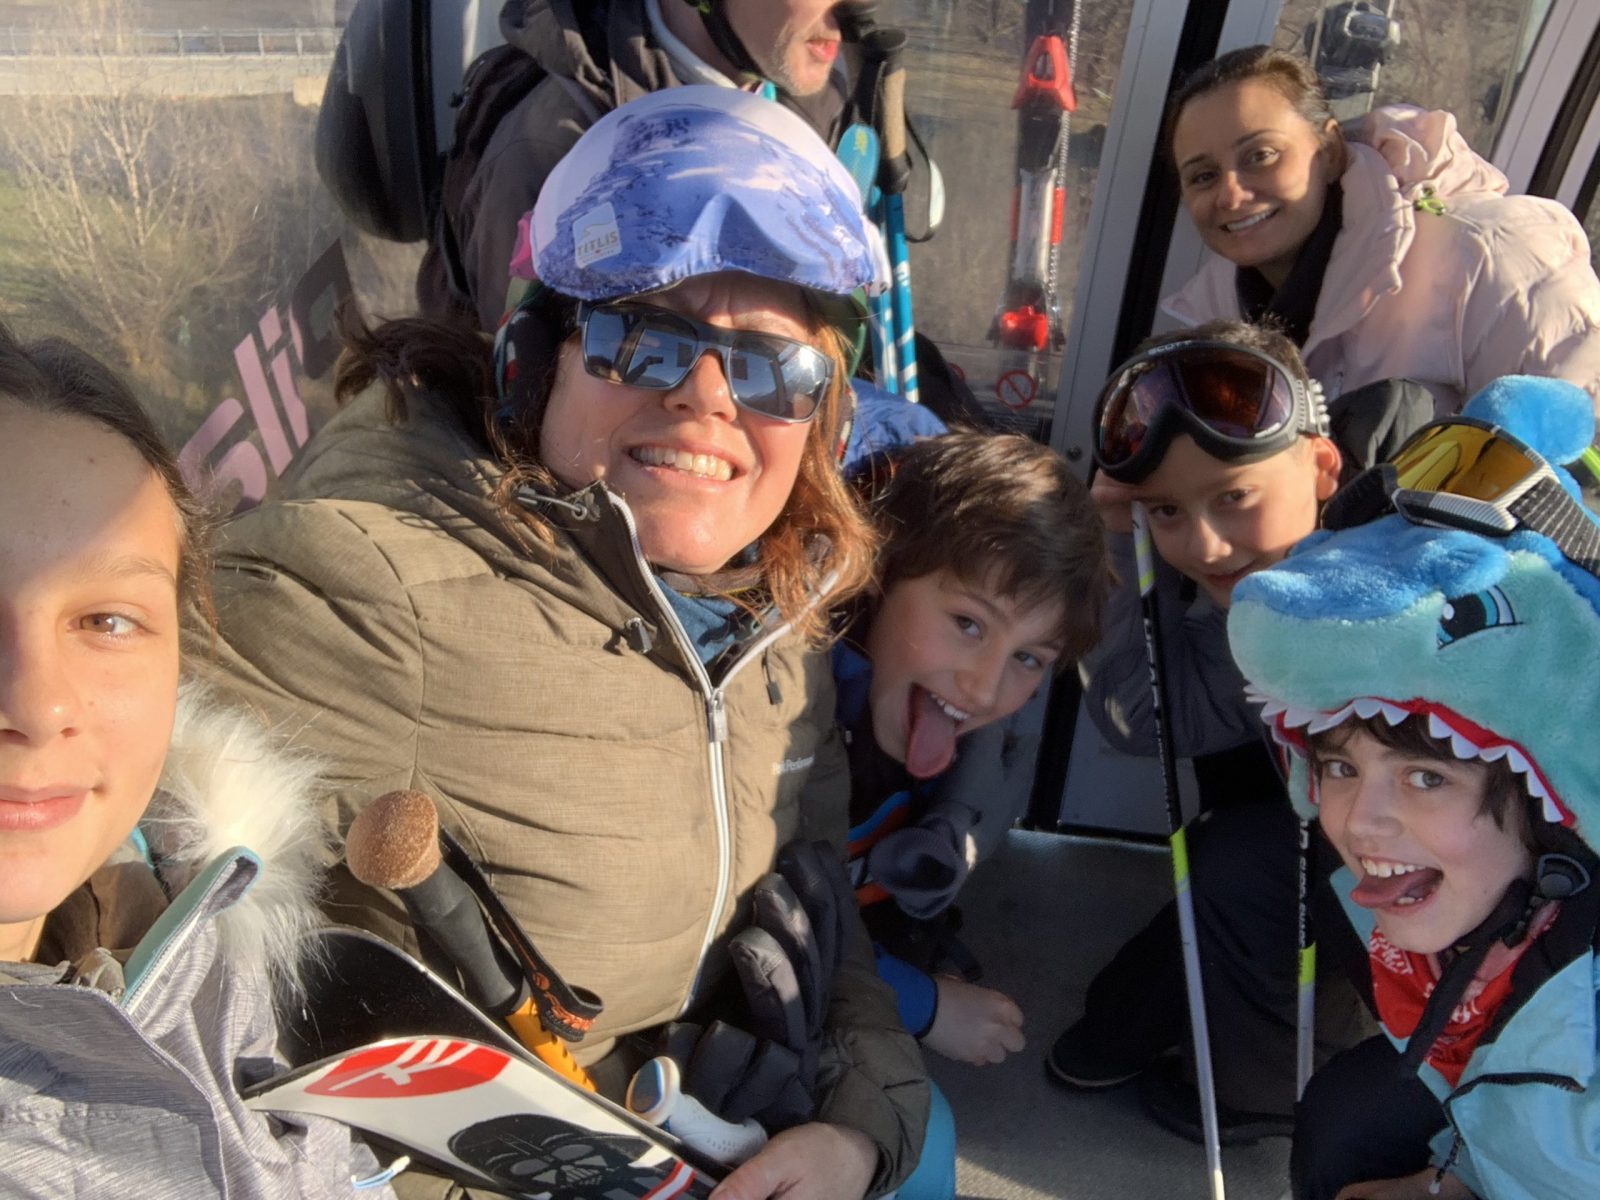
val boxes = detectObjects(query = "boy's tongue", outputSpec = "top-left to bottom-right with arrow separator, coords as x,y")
905,685 -> 958,779
1351,867 -> 1443,910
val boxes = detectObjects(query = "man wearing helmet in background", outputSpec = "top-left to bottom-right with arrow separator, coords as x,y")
418,0 -> 859,331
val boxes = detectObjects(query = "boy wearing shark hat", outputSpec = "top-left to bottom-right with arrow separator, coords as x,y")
1228,375 -> 1600,1200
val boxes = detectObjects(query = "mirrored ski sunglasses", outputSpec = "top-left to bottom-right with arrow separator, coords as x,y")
1092,341 -> 1325,483
579,300 -> 833,423
1324,417 -> 1600,576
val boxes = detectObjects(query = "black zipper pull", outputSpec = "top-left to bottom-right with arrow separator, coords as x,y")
1429,1131 -> 1462,1195
763,650 -> 782,705
623,617 -> 655,654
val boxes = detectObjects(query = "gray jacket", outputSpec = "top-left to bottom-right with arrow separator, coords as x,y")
0,690 -> 391,1200
1080,534 -> 1259,761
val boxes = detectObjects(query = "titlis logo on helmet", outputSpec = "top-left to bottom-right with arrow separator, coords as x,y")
573,203 -> 622,269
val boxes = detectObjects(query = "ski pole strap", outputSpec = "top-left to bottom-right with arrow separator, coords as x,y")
1396,875 -> 1533,1073
440,829 -> 603,1041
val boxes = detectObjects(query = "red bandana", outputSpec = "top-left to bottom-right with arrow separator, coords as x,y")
1368,904 -> 1559,1087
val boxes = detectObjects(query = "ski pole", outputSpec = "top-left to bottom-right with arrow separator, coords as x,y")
835,121 -> 897,391
868,193 -> 900,392
865,27 -> 918,403
346,790 -> 597,1091
1262,731 -> 1315,1101
1296,815 -> 1316,1099
1132,503 -> 1226,1200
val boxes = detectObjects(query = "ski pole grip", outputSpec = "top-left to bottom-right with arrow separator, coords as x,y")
627,1056 -> 769,1167
836,0 -> 878,41
347,791 -> 597,1092
869,28 -> 911,194
347,791 -> 522,1015
399,863 -> 525,1013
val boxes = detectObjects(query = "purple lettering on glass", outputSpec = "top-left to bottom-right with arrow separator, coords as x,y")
177,397 -> 270,505
234,331 -> 293,475
180,239 -> 355,512
261,306 -> 310,446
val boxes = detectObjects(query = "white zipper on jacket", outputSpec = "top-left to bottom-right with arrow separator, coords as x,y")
121,851 -> 259,1019
675,614 -> 812,1014
603,490 -> 834,1016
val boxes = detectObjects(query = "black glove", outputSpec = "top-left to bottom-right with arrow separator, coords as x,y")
730,841 -> 858,1078
865,807 -> 976,920
773,838 -> 855,986
657,1020 -> 813,1130
660,840 -> 858,1132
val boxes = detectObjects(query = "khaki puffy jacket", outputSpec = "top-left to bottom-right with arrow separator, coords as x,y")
198,385 -> 927,1196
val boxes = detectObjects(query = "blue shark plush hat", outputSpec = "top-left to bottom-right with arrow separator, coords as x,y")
507,85 -> 889,316
1227,376 -> 1600,845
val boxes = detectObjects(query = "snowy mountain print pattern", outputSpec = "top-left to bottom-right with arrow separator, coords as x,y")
533,91 -> 884,300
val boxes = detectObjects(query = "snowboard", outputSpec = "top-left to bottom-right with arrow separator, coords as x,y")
247,927 -> 719,1198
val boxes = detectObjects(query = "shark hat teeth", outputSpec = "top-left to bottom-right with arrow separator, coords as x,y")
1250,693 -> 1575,828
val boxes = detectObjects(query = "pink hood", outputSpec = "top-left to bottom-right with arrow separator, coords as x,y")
1350,105 -> 1509,201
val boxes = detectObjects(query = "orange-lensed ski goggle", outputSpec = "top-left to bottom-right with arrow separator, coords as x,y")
1325,417 -> 1600,576
1092,340 -> 1327,483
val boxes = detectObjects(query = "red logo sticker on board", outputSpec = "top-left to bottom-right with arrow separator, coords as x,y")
641,1161 -> 700,1199
995,369 -> 1038,410
307,1039 -> 511,1098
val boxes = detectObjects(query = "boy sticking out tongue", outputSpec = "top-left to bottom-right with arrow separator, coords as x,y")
1227,374 -> 1600,1200
834,430 -> 1111,1068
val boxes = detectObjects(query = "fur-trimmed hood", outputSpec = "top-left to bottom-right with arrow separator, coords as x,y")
139,682 -> 332,984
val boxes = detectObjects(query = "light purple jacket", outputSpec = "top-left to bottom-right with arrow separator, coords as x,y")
1165,105 -> 1600,415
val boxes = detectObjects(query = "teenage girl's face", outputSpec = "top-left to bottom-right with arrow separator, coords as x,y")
0,402 -> 181,961
1316,728 -> 1535,955
540,273 -> 816,576
1171,79 -> 1338,287
1124,433 -> 1340,608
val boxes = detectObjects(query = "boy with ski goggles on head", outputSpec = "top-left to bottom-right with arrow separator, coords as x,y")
1047,320 -> 1433,1141
835,430 -> 1112,1070
1089,322 -> 1340,613
1227,375 -> 1600,1200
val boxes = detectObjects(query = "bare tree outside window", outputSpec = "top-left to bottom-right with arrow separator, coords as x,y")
0,0 -> 344,427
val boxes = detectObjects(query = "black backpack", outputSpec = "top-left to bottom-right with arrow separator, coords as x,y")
433,42 -> 549,301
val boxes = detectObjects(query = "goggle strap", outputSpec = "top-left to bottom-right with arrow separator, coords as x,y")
1339,463 -> 1396,529
1512,476 -> 1600,576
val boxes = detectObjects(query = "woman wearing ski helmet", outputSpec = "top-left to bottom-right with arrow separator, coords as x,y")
1161,45 -> 1600,412
200,87 -> 928,1200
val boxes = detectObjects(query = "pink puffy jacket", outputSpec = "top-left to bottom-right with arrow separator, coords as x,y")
1164,106 -> 1600,415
